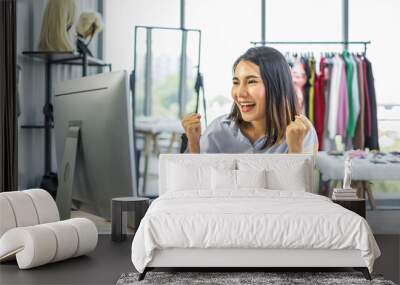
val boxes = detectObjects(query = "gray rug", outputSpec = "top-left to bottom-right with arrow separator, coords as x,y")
116,271 -> 396,285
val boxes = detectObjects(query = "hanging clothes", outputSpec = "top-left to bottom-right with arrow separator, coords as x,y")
322,56 -> 334,150
314,57 -> 325,150
350,54 -> 360,137
342,51 -> 355,137
303,56 -> 311,118
363,59 -> 372,139
288,52 -> 379,151
353,56 -> 366,149
308,56 -> 316,124
327,55 -> 341,139
364,58 -> 379,150
336,55 -> 349,138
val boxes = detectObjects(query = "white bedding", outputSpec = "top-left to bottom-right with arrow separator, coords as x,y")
131,190 -> 380,273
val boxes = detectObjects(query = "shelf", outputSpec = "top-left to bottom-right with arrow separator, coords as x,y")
21,125 -> 53,129
20,51 -> 111,174
22,51 -> 111,67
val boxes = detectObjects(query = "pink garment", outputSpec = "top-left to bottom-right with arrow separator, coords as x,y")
336,57 -> 348,137
348,149 -> 368,159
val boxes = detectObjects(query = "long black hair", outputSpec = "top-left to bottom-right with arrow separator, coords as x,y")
228,46 -> 299,148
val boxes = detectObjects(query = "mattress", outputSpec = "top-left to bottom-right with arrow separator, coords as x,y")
131,190 -> 380,273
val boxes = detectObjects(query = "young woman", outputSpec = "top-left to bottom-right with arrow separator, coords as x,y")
181,46 -> 318,154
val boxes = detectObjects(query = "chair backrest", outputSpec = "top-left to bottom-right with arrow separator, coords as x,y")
0,189 -> 60,237
179,134 -> 188,153
158,154 -> 314,196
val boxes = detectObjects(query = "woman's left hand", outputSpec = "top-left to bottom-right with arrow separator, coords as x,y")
286,115 -> 312,153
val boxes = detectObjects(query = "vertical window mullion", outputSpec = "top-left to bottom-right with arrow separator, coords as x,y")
144,28 -> 152,116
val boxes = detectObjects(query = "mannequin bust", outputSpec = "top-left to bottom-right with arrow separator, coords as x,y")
75,12 -> 103,57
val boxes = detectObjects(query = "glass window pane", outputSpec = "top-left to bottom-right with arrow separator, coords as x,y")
104,0 -> 180,72
266,0 -> 342,53
349,0 -> 400,104
186,0 -> 261,124
150,30 -> 181,118
350,0 -> 400,152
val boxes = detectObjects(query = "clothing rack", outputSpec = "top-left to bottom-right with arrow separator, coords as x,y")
250,41 -> 371,54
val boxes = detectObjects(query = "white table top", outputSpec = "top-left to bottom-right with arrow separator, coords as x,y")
135,117 -> 184,134
316,151 -> 400,181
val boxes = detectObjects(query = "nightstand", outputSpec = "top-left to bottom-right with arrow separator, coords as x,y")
332,199 -> 366,218
111,197 -> 150,242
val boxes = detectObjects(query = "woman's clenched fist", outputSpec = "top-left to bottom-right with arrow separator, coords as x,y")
181,113 -> 202,153
285,114 -> 312,153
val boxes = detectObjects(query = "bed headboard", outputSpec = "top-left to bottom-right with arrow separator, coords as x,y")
158,154 -> 315,196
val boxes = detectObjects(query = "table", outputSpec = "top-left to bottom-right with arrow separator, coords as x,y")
317,151 -> 400,210
135,117 -> 184,196
111,197 -> 150,242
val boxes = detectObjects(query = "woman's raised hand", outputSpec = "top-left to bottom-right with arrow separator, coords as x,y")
286,114 -> 312,153
181,113 -> 202,153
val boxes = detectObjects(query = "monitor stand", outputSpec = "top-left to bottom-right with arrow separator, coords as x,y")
56,121 -> 81,220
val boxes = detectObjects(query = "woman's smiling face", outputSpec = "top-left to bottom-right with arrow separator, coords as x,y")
231,60 -> 267,123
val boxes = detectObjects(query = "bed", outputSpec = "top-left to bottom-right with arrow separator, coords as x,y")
131,154 -> 380,280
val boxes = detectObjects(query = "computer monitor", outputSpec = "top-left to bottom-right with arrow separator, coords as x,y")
54,70 -> 136,219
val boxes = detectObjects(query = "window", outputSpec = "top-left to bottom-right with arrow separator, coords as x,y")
186,0 -> 261,124
266,0 -> 342,52
350,0 -> 400,201
349,0 -> 400,151
104,0 -> 180,72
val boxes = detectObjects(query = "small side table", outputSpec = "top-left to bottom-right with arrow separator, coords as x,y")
332,198 -> 366,218
111,197 -> 150,242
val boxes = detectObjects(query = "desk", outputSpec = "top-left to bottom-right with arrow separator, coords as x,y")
317,151 -> 400,210
135,117 -> 184,196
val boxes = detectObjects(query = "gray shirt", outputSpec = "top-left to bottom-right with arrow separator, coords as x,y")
197,114 -> 318,154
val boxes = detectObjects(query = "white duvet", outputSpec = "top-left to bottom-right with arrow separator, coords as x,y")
131,190 -> 380,273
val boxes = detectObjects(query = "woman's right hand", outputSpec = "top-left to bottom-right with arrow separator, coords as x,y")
181,113 -> 202,153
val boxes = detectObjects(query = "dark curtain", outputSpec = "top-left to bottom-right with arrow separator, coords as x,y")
0,0 -> 18,192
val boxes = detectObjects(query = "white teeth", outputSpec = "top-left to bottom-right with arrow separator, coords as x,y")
239,103 -> 256,107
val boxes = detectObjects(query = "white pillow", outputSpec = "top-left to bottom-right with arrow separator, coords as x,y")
266,164 -> 307,191
211,168 -> 267,190
167,160 -> 235,192
236,169 -> 267,189
211,168 -> 236,190
167,162 -> 209,191
237,158 -> 310,192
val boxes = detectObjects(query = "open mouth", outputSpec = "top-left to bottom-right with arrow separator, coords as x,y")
238,102 -> 256,113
